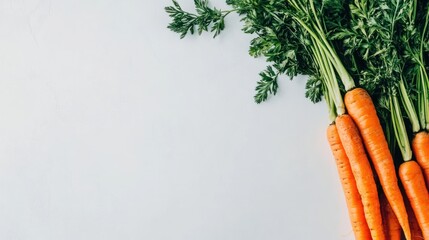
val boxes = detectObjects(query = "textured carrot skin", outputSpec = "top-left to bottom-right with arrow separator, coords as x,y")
336,114 -> 385,240
406,199 -> 423,240
327,124 -> 372,240
381,193 -> 402,240
412,131 -> 429,188
345,87 -> 410,240
399,161 -> 429,239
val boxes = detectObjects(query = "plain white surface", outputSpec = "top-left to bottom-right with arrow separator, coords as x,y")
0,0 -> 353,239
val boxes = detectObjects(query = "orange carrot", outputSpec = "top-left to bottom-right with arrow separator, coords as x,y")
381,192 -> 402,240
345,87 -> 411,239
399,161 -> 429,239
412,131 -> 429,188
327,124 -> 372,240
406,198 -> 424,240
335,114 -> 385,240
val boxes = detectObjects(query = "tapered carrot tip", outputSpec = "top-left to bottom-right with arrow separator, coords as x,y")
406,201 -> 423,240
381,194 -> 402,240
399,161 -> 429,239
412,131 -> 429,187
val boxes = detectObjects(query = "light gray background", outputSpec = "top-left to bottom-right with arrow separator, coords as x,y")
0,0 -> 353,239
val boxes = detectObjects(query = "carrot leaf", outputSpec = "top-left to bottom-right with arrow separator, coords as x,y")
254,66 -> 279,104
165,0 -> 232,38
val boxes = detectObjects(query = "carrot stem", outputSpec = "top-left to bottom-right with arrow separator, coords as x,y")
398,77 -> 420,133
310,36 -> 345,116
289,0 -> 355,91
390,94 -> 412,161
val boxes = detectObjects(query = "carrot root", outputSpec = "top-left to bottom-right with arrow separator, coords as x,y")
406,198 -> 424,240
399,161 -> 429,239
381,193 -> 402,240
327,124 -> 372,240
335,114 -> 385,240
412,131 -> 429,188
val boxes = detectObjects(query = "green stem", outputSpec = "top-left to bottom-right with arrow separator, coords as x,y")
288,0 -> 307,15
390,94 -> 412,161
280,0 -> 352,116
325,52 -> 345,116
411,0 -> 417,24
417,66 -> 429,130
323,82 -> 337,123
311,36 -> 345,116
290,0 -> 356,91
420,6 -> 429,63
266,6 -> 347,93
390,0 -> 400,41
383,114 -> 397,157
398,76 -> 420,133
415,4 -> 429,131
422,71 -> 429,131
221,10 -> 235,17
291,16 -> 355,91
309,0 -> 324,36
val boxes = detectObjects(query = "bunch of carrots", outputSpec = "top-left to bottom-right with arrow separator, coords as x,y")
166,0 -> 429,239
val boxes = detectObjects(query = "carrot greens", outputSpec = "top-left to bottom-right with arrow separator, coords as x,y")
165,0 -> 232,38
165,0 -> 341,104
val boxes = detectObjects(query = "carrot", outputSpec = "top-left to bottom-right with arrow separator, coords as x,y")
406,198 -> 424,240
344,87 -> 411,239
381,192 -> 402,240
327,124 -> 372,240
399,160 -> 429,239
412,131 -> 429,188
335,114 -> 385,240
